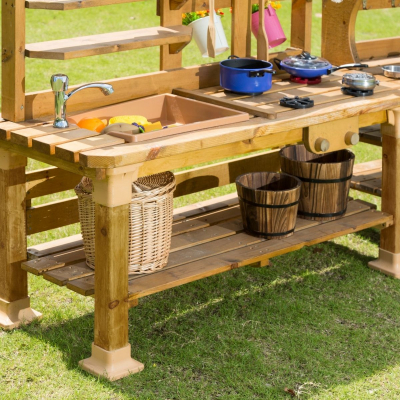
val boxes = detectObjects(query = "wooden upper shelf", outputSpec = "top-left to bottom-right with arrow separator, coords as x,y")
25,25 -> 192,60
25,0 -> 142,11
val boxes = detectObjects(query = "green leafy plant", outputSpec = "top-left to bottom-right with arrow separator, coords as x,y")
252,1 -> 281,14
182,9 -> 225,26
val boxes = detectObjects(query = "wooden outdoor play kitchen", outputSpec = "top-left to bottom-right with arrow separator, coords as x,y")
1,0 -> 400,381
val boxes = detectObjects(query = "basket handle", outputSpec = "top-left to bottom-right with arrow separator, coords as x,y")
207,0 -> 216,58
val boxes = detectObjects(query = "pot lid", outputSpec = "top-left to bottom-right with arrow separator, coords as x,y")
342,72 -> 376,82
282,51 -> 331,70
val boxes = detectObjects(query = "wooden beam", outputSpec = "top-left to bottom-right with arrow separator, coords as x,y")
160,0 -> 183,70
2,0 -> 25,121
26,198 -> 79,235
0,153 -> 28,302
26,166 -> 82,200
356,37 -> 400,61
291,0 -> 312,53
174,150 -> 281,197
231,0 -> 252,57
321,0 -> 359,65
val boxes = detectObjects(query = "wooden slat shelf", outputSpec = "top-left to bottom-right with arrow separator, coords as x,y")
22,197 -> 392,303
25,25 -> 193,60
25,0 -> 143,10
350,160 -> 382,197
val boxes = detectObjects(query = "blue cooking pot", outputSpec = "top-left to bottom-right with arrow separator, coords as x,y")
276,51 -> 368,79
220,56 -> 275,95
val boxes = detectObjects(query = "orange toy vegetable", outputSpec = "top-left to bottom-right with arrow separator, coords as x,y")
77,117 -> 106,132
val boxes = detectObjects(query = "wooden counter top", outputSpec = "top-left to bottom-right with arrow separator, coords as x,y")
1,62 -> 400,176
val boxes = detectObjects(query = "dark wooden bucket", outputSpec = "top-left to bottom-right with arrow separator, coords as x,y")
280,144 -> 355,221
235,172 -> 301,239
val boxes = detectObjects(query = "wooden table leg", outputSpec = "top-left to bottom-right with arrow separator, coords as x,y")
0,149 -> 42,329
369,108 -> 400,277
79,172 -> 144,381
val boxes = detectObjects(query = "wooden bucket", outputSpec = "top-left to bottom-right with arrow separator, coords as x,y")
236,172 -> 301,239
280,144 -> 355,221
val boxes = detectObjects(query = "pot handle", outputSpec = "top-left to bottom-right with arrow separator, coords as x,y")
248,69 -> 276,78
329,63 -> 369,73
228,55 -> 240,60
273,58 -> 282,70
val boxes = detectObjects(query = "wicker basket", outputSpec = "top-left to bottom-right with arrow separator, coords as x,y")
75,172 -> 176,275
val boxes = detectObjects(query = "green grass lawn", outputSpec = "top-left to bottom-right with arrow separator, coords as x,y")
1,1 -> 400,399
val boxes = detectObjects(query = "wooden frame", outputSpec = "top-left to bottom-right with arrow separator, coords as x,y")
322,0 -> 400,65
7,0 -> 400,384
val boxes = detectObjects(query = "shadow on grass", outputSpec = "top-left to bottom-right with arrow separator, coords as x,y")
20,228 -> 400,399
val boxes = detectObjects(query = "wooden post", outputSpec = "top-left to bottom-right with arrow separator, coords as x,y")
79,171 -> 144,381
291,0 -> 312,53
231,0 -> 252,58
369,108 -> 400,278
321,0 -> 359,65
2,0 -> 25,121
0,149 -> 41,329
160,0 -> 183,70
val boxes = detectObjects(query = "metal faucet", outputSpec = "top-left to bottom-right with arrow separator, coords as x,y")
50,74 -> 114,128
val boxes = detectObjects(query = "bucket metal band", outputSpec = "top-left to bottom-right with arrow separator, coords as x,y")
297,208 -> 347,218
298,175 -> 352,184
246,228 -> 295,237
239,196 -> 299,209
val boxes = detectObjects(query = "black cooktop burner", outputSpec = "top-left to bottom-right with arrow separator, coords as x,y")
341,87 -> 374,97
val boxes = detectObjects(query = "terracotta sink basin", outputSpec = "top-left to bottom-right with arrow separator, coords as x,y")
68,94 -> 249,142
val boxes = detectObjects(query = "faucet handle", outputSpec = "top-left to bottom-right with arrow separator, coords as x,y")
51,74 -> 69,92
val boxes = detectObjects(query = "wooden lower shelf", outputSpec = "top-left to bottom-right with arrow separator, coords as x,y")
23,195 -> 392,305
350,160 -> 382,197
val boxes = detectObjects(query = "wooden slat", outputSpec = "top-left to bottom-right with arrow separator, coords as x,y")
25,0 -> 143,10
26,197 -> 79,235
0,119 -> 47,141
25,26 -> 192,60
26,166 -> 82,200
32,128 -> 100,155
22,247 -> 86,275
27,234 -> 83,260
173,149 -> 281,197
55,134 -> 125,163
10,124 -> 76,147
43,261 -> 93,286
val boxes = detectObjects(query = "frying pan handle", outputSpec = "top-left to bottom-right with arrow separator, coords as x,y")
273,58 -> 282,70
329,63 -> 369,73
248,69 -> 275,78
